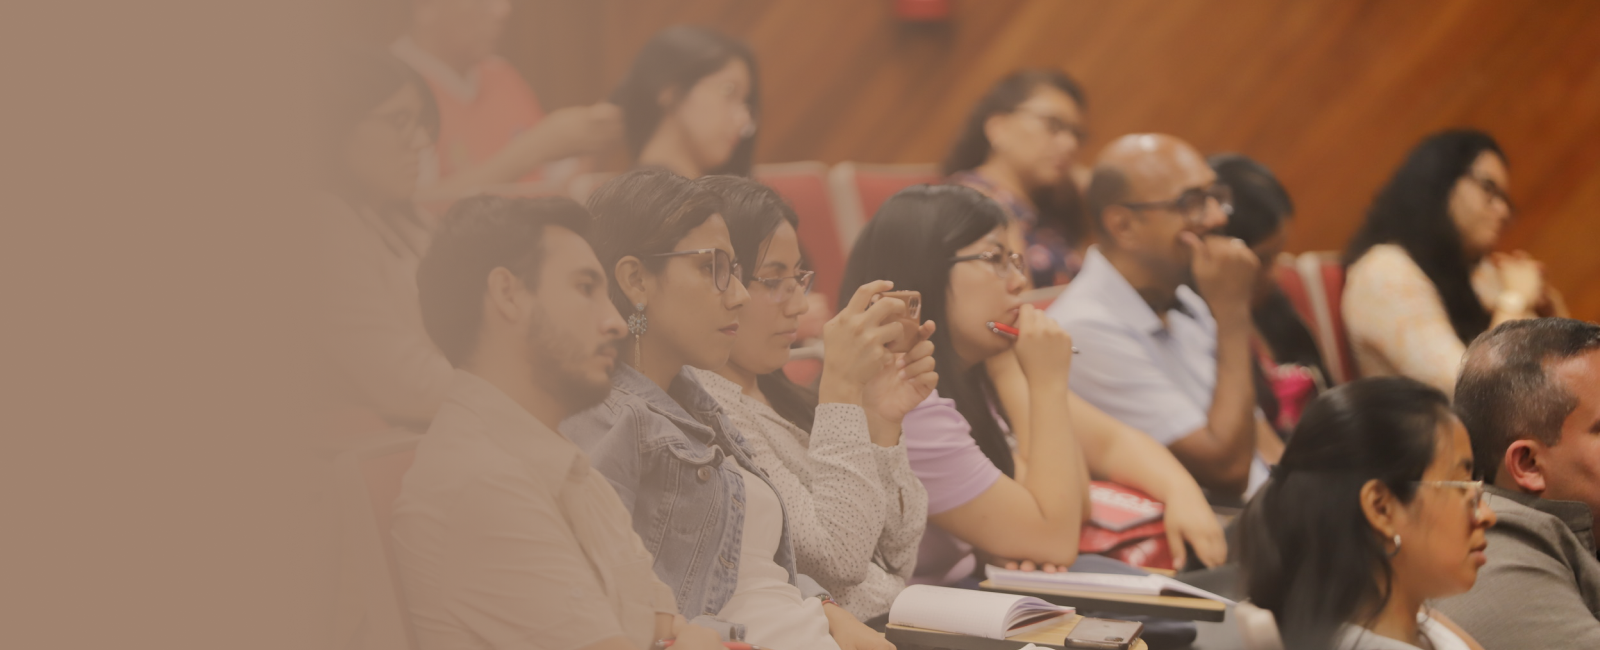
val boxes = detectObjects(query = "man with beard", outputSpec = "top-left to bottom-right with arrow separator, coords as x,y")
393,195 -> 722,650
1046,134 -> 1283,500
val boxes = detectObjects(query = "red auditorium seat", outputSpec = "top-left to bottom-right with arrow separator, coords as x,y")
827,162 -> 941,247
1273,251 -> 1359,385
335,435 -> 420,650
754,162 -> 849,304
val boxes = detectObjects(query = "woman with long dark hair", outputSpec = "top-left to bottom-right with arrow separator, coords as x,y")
1211,153 -> 1328,435
316,48 -> 453,429
690,175 -> 935,623
944,69 -> 1090,287
840,185 -> 1226,585
1240,377 -> 1495,650
1343,129 -> 1557,394
611,25 -> 758,178
562,169 -> 890,650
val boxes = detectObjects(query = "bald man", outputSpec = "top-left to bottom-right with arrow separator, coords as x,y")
394,0 -> 620,198
1046,134 -> 1284,500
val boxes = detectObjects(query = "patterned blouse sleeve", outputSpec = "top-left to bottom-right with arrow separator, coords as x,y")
872,442 -> 929,582
1344,245 -> 1468,394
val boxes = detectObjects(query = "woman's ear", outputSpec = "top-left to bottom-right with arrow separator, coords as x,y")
1359,478 -> 1404,540
613,255 -> 652,308
982,113 -> 1012,153
1503,439 -> 1548,495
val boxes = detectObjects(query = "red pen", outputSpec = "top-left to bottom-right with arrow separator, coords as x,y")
987,321 -> 1080,353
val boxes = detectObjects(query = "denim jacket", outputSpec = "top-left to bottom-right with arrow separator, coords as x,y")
561,364 -> 831,640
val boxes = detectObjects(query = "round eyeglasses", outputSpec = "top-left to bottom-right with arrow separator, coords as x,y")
645,248 -> 742,293
749,269 -> 815,304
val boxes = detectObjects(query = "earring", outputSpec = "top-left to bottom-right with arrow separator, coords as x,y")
1387,533 -> 1403,558
627,302 -> 647,362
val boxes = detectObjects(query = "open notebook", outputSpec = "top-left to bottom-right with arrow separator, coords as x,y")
888,585 -> 1074,640
985,565 -> 1236,605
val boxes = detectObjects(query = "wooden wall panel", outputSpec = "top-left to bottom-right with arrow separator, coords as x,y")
501,0 -> 1600,321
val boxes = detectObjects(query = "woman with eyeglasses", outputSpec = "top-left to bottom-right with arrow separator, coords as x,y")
688,176 -> 936,625
1240,377 -> 1495,650
840,185 -> 1227,586
563,169 -> 890,650
1343,129 -> 1564,394
945,69 -> 1092,287
612,26 -> 759,179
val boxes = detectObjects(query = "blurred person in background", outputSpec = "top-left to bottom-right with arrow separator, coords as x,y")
564,169 -> 892,650
395,0 -> 622,199
945,69 -> 1092,287
315,48 -> 453,432
1343,129 -> 1564,394
394,195 -> 725,650
691,176 -> 935,624
1210,153 -> 1328,437
842,185 -> 1226,587
1241,377 -> 1493,650
1051,134 -> 1283,500
611,25 -> 759,179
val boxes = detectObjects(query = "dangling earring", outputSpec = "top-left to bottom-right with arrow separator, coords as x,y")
1386,533 -> 1403,558
627,302 -> 648,363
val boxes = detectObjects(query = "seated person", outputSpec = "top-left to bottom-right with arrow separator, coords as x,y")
315,49 -> 452,430
944,69 -> 1091,286
691,176 -> 935,623
1240,377 -> 1494,650
1438,318 -> 1600,649
395,0 -> 621,198
391,195 -> 721,650
610,26 -> 758,179
841,185 -> 1226,586
1048,133 -> 1282,499
1343,129 -> 1560,394
561,169 -> 890,650
1210,153 -> 1328,436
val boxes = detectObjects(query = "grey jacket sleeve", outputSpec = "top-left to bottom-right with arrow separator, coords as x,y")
1436,527 -> 1600,650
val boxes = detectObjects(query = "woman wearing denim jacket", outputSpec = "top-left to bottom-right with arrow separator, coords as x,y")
562,169 -> 892,650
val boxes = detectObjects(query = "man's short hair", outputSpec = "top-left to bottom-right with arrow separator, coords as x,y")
416,195 -> 592,367
1083,165 -> 1130,240
1455,318 -> 1600,483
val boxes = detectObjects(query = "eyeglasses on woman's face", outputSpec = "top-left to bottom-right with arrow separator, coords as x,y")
1413,480 -> 1490,521
949,249 -> 1026,279
1465,175 -> 1517,218
748,269 -> 815,304
1118,183 -> 1235,225
645,248 -> 742,293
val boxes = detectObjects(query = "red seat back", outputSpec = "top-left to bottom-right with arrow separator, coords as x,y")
755,162 -> 847,304
827,162 -> 941,248
1276,252 -> 1359,385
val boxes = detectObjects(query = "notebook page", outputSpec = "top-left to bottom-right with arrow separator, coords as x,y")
888,585 -> 1036,639
986,565 -> 1166,595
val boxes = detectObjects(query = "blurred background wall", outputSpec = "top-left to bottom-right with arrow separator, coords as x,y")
355,0 -> 1600,319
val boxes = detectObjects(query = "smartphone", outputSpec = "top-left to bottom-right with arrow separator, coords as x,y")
1062,617 -> 1144,650
871,290 -> 923,353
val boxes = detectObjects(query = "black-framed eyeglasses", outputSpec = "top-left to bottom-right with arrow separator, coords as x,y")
949,250 -> 1026,279
1118,184 -> 1234,225
749,269 -> 815,304
1466,175 -> 1518,218
1012,108 -> 1088,143
645,248 -> 742,293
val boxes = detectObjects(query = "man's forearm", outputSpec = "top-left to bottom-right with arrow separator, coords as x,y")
1207,310 -> 1257,459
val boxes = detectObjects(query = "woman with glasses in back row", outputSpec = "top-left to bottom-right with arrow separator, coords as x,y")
689,176 -> 937,625
562,169 -> 893,650
1241,377 -> 1495,650
1343,129 -> 1565,395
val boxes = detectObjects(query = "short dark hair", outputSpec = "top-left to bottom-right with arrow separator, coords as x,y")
1083,165 -> 1130,240
1455,318 -> 1600,483
415,195 -> 593,366
1211,153 -> 1295,247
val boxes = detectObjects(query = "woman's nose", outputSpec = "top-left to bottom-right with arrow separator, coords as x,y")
725,276 -> 751,309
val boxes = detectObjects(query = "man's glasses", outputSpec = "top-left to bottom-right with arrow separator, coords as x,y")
749,270 -> 815,304
1118,184 -> 1234,225
1467,175 -> 1518,218
949,250 -> 1026,279
1413,480 -> 1489,519
645,248 -> 742,293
